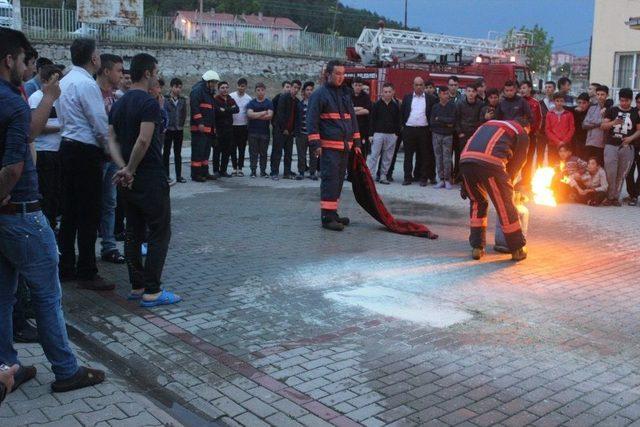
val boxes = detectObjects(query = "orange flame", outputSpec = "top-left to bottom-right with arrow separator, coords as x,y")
532,167 -> 557,207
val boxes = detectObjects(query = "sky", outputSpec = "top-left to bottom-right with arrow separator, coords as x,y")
340,0 -> 594,56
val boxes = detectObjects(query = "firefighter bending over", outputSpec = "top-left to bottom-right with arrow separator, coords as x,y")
306,60 -> 362,231
459,120 -> 529,261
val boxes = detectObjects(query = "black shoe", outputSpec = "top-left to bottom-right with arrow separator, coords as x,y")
612,200 -> 622,207
628,197 -> 638,206
387,176 -> 394,182
219,172 -> 231,178
101,250 -> 125,264
192,176 -> 206,183
472,248 -> 485,260
51,366 -> 105,393
337,216 -> 350,226
295,174 -> 304,180
402,180 -> 412,186
250,172 -> 257,178
59,272 -> 77,283
260,172 -> 268,178
321,219 -> 344,231
12,365 -> 37,391
419,180 -> 427,187
14,322 -> 39,343
177,177 -> 187,183
77,276 -> 115,291
311,174 -> 318,181
115,231 -> 125,242
206,173 -> 219,180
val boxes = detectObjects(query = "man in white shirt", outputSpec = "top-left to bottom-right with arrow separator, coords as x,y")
28,65 -> 63,230
57,38 -> 112,290
400,77 -> 436,186
230,77 -> 253,176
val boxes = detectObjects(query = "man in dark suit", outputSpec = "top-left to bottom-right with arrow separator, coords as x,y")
400,77 -> 436,186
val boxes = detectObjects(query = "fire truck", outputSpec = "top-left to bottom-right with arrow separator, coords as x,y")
343,24 -> 534,101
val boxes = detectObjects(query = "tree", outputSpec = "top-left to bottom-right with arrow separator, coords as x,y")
506,24 -> 553,75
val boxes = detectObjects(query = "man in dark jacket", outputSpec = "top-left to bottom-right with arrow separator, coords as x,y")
454,82 -> 483,182
367,82 -> 401,184
272,80 -> 300,179
400,77 -> 436,186
430,87 -> 457,189
213,81 -> 240,177
189,70 -> 218,182
459,120 -> 529,262
164,78 -> 187,183
495,80 -> 532,128
307,60 -> 361,231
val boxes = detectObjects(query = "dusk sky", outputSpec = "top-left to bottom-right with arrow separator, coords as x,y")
341,0 -> 594,56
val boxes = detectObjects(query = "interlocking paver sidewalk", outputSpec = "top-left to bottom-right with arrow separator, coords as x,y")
0,342 -> 183,426
5,155 -> 640,426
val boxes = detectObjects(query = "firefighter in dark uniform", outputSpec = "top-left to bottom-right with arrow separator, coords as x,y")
307,60 -> 362,231
189,70 -> 219,182
459,120 -> 529,261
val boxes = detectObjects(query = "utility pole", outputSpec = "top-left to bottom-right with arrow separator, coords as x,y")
331,0 -> 339,34
404,0 -> 408,29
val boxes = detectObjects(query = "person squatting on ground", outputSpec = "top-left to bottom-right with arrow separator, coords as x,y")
0,27 -> 105,395
307,60 -> 361,231
367,82 -> 401,185
459,120 -> 529,261
108,53 -> 181,308
189,70 -> 218,182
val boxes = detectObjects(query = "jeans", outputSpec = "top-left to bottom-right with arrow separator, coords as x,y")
163,129 -> 184,179
604,144 -> 634,201
100,161 -> 118,256
59,139 -> 103,280
432,133 -> 454,182
0,210 -> 78,380
248,133 -> 270,174
368,133 -> 397,178
121,174 -> 171,293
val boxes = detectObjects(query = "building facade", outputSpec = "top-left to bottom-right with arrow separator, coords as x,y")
591,0 -> 640,92
174,11 -> 302,51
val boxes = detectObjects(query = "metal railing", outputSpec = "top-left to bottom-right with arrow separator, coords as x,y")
20,7 -> 356,59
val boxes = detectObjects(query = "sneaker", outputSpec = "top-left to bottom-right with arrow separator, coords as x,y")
433,181 -> 446,189
192,176 -> 207,183
250,172 -> 257,178
472,248 -> 485,260
387,176 -> 394,182
419,180 -> 427,187
101,250 -> 125,264
295,174 -> 304,180
77,275 -> 115,291
445,181 -> 453,190
311,174 -> 318,181
271,175 -> 279,181
260,172 -> 268,178
206,173 -> 219,180
511,247 -> 528,262
177,177 -> 187,183
141,243 -> 148,256
167,178 -> 176,187
402,180 -> 412,186
237,170 -> 245,177
628,197 -> 637,206
380,178 -> 390,185
231,170 -> 238,177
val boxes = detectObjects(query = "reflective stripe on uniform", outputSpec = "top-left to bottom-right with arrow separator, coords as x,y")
320,113 -> 352,120
192,113 -> 203,120
320,140 -> 352,150
199,103 -> 213,109
320,200 -> 338,210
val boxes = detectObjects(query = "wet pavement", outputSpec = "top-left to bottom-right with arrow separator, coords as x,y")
4,158 -> 640,426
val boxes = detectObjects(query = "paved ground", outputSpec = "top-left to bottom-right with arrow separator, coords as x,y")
4,155 -> 640,426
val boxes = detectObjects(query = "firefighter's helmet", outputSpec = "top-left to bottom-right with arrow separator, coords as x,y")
202,70 -> 220,82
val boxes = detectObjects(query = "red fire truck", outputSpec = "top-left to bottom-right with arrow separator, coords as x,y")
343,25 -> 534,101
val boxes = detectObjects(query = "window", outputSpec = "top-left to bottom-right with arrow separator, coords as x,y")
614,52 -> 638,90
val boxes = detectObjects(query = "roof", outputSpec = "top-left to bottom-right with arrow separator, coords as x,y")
176,11 -> 302,30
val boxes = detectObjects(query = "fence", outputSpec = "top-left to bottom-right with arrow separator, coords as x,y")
20,7 -> 356,59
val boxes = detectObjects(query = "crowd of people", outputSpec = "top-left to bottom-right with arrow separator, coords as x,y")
2,24 -> 640,404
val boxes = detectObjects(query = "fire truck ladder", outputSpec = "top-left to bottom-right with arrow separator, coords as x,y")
355,27 -> 510,65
